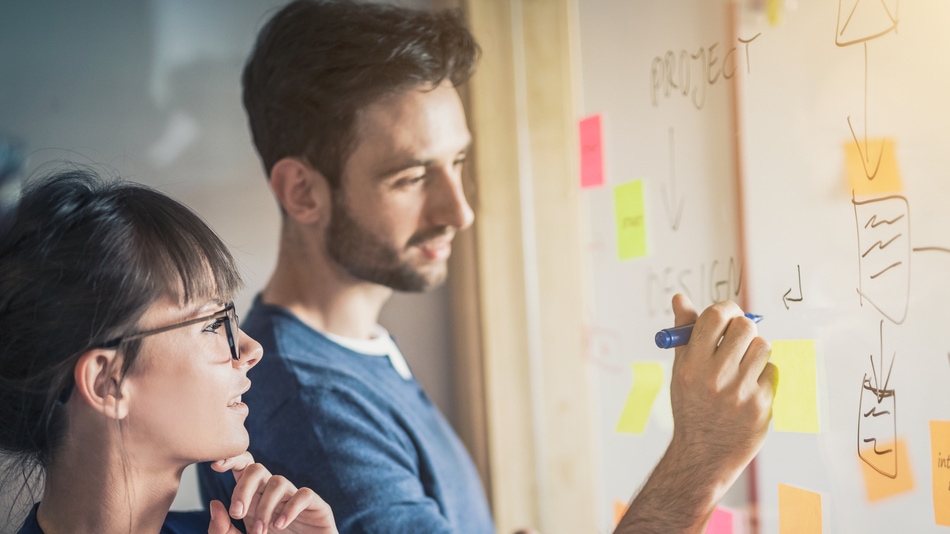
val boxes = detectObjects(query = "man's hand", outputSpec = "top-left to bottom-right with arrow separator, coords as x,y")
668,294 -> 777,485
616,294 -> 777,534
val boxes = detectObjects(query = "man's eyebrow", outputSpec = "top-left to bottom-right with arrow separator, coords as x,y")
374,142 -> 473,180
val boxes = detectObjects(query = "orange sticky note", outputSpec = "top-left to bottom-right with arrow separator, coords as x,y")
705,507 -> 735,534
859,438 -> 914,501
615,363 -> 663,434
931,422 -> 950,525
844,138 -> 902,195
769,340 -> 820,433
614,180 -> 648,260
778,484 -> 822,534
579,115 -> 604,188
613,500 -> 628,529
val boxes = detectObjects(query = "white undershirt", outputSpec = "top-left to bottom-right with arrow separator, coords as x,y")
322,325 -> 413,380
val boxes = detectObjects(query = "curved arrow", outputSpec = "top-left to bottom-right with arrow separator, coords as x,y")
782,264 -> 803,310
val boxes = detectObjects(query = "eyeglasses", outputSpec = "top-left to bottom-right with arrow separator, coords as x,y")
103,302 -> 241,361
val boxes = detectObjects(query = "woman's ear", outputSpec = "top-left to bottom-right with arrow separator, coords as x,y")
269,157 -> 331,225
73,349 -> 130,420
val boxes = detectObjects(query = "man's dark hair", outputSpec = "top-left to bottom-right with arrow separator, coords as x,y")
243,0 -> 480,186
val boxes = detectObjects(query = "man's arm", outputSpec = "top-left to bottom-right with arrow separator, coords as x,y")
616,294 -> 778,533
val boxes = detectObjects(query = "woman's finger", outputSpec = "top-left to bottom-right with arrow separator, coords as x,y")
208,500 -> 242,534
229,462 -> 270,520
273,487 -> 335,530
250,475 -> 295,532
212,451 -> 256,474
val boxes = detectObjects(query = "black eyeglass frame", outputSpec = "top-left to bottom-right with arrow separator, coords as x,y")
102,301 -> 240,361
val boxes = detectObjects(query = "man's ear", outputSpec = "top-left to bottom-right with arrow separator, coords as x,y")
73,349 -> 130,420
269,157 -> 331,225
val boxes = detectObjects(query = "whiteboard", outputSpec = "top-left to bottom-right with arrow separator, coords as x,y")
575,0 -> 751,530
741,1 -> 950,532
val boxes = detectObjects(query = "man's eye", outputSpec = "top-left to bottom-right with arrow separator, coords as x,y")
398,175 -> 426,187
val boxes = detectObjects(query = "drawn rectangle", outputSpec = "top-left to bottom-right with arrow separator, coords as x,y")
853,194 -> 909,324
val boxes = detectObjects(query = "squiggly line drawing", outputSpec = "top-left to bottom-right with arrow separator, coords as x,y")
866,213 -> 904,228
862,234 -> 902,257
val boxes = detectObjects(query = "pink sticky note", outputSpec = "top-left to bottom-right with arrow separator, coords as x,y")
705,507 -> 734,534
579,115 -> 604,188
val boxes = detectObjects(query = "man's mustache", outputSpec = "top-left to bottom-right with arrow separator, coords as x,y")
406,226 -> 453,248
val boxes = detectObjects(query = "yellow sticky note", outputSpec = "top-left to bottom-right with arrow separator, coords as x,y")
859,438 -> 915,501
766,0 -> 783,26
769,340 -> 820,433
615,362 -> 663,434
613,500 -> 629,530
614,180 -> 647,259
931,422 -> 950,525
778,484 -> 822,534
844,138 -> 902,195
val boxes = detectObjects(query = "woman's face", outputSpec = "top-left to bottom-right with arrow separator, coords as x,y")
120,297 -> 262,467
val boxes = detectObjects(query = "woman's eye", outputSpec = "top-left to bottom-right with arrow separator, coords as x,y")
204,318 -> 226,333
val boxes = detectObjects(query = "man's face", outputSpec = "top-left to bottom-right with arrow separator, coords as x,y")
325,81 -> 474,292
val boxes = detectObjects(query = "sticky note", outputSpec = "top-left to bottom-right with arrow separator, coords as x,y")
613,500 -> 628,529
930,421 -> 950,525
616,362 -> 663,434
778,484 -> 822,534
859,438 -> 914,501
579,115 -> 604,188
769,340 -> 820,433
766,0 -> 783,26
705,507 -> 734,534
614,180 -> 647,260
844,138 -> 902,195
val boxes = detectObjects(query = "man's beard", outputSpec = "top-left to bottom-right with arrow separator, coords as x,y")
325,192 -> 450,292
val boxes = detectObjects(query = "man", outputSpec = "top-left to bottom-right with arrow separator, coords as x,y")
198,1 -> 777,533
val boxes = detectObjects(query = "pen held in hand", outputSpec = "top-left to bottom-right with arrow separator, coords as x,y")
655,313 -> 764,349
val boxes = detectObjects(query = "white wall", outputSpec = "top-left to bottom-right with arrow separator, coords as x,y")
0,0 -> 454,525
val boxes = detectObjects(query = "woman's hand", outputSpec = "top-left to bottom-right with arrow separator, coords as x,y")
207,451 -> 338,534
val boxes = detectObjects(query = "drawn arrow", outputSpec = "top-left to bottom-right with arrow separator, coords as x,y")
662,127 -> 685,231
782,264 -> 803,310
855,42 -> 884,181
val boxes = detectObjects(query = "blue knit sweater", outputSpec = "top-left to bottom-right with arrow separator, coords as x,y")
198,299 -> 494,534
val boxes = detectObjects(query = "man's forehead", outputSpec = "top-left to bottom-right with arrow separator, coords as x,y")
347,83 -> 471,166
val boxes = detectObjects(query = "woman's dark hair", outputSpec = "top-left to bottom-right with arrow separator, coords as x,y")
0,168 -> 241,483
242,0 -> 480,186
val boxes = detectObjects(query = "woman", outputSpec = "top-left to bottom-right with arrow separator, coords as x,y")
0,169 -> 337,534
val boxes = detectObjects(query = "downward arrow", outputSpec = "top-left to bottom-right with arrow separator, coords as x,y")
782,264 -> 803,310
662,127 -> 685,231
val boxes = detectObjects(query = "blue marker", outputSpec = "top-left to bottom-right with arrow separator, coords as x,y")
655,313 -> 763,349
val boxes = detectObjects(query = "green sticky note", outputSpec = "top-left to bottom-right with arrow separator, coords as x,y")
616,362 -> 663,434
614,180 -> 647,259
770,340 -> 820,433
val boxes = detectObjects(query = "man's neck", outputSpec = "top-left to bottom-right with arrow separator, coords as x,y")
263,233 -> 393,340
